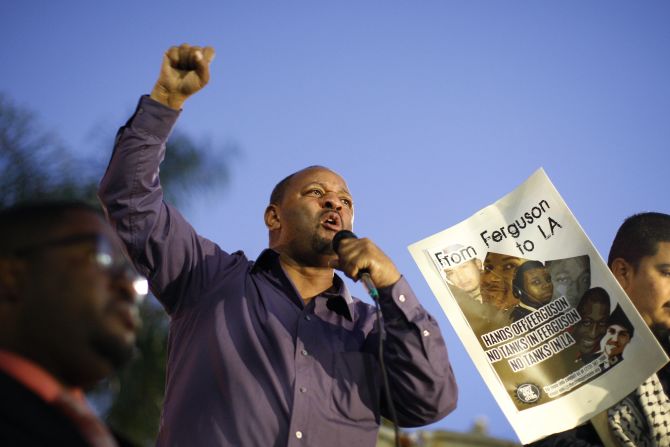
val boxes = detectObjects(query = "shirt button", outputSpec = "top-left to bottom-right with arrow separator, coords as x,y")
305,315 -> 311,321
398,295 -> 406,303
301,349 -> 308,356
422,329 -> 431,337
299,387 -> 307,393
295,431 -> 303,439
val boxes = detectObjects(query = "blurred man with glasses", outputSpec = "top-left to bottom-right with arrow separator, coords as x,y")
0,201 -> 147,446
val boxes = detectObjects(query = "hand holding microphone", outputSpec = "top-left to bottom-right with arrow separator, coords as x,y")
332,230 -> 403,442
331,230 -> 401,299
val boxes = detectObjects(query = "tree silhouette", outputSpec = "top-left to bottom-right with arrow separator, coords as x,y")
0,93 -> 95,206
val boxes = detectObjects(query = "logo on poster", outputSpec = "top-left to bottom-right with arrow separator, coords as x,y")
516,383 -> 541,404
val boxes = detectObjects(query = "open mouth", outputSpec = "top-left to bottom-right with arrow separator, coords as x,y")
321,212 -> 342,232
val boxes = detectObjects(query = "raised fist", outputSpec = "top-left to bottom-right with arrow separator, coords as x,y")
150,43 -> 215,110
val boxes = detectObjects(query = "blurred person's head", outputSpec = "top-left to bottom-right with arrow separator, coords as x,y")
0,201 -> 146,389
609,212 -> 670,346
574,287 -> 611,357
546,255 -> 590,306
481,252 -> 524,310
512,260 -> 553,309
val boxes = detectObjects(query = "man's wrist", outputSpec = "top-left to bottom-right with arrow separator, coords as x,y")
131,95 -> 181,141
150,85 -> 185,110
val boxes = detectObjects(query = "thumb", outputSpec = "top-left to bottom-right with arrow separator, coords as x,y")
193,51 -> 209,85
194,47 -> 214,85
202,46 -> 216,64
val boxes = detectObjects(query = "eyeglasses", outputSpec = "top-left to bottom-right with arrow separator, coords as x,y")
10,233 -> 148,303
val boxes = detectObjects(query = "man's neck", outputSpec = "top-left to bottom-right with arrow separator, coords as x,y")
279,255 -> 335,303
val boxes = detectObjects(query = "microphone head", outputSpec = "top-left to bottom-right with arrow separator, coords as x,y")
332,230 -> 357,253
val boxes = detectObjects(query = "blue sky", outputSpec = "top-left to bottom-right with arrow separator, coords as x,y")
3,1 -> 669,441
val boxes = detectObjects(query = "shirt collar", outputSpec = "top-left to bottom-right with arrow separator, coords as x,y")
321,272 -> 354,321
0,349 -> 84,404
253,249 -> 354,321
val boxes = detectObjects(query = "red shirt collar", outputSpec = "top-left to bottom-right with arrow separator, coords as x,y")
0,349 -> 85,403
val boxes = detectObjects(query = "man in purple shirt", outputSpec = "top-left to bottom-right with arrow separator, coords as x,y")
99,43 -> 457,447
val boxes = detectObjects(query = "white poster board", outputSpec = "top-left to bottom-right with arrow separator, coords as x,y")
408,168 -> 668,444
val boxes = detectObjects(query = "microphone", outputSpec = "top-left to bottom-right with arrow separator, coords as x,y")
332,230 -> 379,300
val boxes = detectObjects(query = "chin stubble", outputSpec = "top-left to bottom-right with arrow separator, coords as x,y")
91,331 -> 136,370
312,233 -> 334,256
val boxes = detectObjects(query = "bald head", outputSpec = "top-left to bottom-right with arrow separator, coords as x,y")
270,165 -> 334,206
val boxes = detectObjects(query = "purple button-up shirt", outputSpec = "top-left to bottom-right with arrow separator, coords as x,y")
99,96 -> 457,447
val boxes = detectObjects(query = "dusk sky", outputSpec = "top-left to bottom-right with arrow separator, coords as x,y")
3,1 -> 669,442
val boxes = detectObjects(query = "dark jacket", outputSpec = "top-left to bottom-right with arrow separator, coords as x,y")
0,372 -> 134,447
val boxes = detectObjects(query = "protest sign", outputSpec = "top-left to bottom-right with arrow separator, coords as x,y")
408,168 -> 668,443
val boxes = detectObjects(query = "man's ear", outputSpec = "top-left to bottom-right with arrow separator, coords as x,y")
264,204 -> 281,231
0,258 -> 23,303
610,258 -> 633,293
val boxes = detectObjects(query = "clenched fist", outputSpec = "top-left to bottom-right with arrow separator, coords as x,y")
150,44 -> 215,110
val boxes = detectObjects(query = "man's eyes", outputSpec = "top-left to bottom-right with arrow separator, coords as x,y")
305,189 -> 352,207
555,275 -> 570,283
581,319 -> 607,328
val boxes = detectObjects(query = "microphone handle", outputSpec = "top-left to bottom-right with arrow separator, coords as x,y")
359,271 -> 379,300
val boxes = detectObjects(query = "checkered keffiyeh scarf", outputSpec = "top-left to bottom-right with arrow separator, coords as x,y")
608,373 -> 670,447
